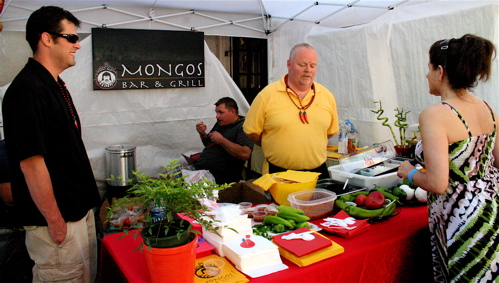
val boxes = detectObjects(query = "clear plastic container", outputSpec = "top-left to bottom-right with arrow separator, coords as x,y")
328,164 -> 402,189
340,140 -> 396,171
287,189 -> 337,220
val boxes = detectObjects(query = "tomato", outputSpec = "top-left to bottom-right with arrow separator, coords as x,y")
355,194 -> 367,206
365,191 -> 386,209
122,218 -> 131,228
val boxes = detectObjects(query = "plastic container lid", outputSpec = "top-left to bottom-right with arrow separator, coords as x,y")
105,144 -> 136,152
287,188 -> 337,204
339,140 -> 396,173
287,189 -> 337,220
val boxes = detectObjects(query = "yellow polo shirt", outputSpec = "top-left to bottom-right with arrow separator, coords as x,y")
244,75 -> 339,170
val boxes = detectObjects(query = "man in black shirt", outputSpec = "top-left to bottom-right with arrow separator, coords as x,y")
195,97 -> 254,184
2,6 -> 100,282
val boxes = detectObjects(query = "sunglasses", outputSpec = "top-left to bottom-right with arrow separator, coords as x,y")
49,33 -> 79,44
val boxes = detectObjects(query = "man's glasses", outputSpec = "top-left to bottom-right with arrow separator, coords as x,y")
49,33 -> 79,44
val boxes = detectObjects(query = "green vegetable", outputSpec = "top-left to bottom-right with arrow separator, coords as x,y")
373,187 -> 401,204
337,189 -> 399,219
296,222 -> 310,229
339,191 -> 368,202
252,224 -> 273,240
379,201 -> 397,218
336,199 -> 387,218
263,215 -> 294,229
287,219 -> 297,229
277,205 -> 304,214
391,187 -> 407,200
276,211 -> 311,223
272,224 -> 286,233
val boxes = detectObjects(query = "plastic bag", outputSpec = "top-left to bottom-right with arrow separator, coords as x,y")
338,120 -> 359,154
181,169 -> 219,210
181,169 -> 216,184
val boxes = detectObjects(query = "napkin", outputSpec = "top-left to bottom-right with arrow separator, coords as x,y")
252,174 -> 275,191
310,210 -> 371,238
276,170 -> 321,183
272,227 -> 332,257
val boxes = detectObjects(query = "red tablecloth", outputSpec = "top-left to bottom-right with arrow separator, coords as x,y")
99,205 -> 433,283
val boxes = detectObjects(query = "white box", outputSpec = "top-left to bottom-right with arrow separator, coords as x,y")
203,227 -> 253,257
328,165 -> 402,189
222,235 -> 283,274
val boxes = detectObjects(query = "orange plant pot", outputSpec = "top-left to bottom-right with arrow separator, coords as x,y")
143,234 -> 198,283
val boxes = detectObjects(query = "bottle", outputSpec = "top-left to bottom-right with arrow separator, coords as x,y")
338,123 -> 348,154
347,130 -> 358,154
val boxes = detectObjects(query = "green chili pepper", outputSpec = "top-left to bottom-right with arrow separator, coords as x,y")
336,199 -> 385,218
272,224 -> 286,233
295,222 -> 310,229
373,187 -> 403,205
263,215 -> 294,229
277,205 -> 305,215
339,191 -> 368,202
276,211 -> 310,223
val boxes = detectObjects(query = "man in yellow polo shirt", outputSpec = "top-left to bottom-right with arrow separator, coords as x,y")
243,43 -> 339,179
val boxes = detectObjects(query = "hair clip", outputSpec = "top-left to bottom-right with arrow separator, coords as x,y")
441,39 -> 451,50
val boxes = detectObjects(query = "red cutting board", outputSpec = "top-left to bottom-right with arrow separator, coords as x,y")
272,227 -> 332,257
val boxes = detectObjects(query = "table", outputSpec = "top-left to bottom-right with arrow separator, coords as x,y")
99,205 -> 433,283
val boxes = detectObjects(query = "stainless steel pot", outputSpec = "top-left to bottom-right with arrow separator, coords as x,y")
105,144 -> 136,187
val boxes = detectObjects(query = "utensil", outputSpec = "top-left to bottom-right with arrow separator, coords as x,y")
342,179 -> 349,190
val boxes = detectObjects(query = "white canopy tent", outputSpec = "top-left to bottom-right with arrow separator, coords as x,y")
0,0 -> 498,187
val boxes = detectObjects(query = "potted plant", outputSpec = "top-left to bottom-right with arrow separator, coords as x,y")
107,159 -> 232,283
371,101 -> 417,158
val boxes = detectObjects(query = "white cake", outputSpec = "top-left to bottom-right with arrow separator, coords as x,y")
222,235 -> 283,273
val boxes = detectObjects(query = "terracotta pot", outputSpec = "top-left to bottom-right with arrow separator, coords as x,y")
143,233 -> 198,283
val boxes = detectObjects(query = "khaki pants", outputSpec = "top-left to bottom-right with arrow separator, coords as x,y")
25,209 -> 97,283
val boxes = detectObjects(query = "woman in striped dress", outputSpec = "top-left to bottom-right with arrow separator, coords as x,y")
397,34 -> 498,282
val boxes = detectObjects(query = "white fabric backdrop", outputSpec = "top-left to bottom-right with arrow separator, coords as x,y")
0,38 -> 250,185
269,1 -> 498,147
0,1 -> 497,185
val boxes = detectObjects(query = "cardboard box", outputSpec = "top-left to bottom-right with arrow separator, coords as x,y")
218,180 -> 269,204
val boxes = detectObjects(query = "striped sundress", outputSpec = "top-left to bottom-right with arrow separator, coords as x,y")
415,101 -> 499,283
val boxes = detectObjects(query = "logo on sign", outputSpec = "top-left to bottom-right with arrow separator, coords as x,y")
95,64 -> 118,89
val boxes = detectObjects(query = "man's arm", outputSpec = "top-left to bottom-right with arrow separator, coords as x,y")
209,131 -> 252,160
246,133 -> 262,147
20,155 -> 66,244
196,122 -> 212,147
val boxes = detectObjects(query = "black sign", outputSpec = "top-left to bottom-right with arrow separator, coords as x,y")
92,28 -> 205,90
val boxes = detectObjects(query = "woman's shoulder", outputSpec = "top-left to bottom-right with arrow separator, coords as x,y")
420,103 -> 450,120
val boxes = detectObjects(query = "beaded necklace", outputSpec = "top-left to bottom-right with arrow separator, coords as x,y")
285,75 -> 316,124
58,78 -> 79,129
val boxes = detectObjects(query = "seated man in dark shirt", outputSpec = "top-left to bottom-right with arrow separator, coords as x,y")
194,97 -> 254,184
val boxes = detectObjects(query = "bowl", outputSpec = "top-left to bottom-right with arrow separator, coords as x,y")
204,258 -> 225,277
238,202 -> 252,214
252,211 -> 267,222
287,188 -> 337,220
269,172 -> 318,206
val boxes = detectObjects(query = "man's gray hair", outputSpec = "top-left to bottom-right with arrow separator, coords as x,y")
289,43 -> 315,60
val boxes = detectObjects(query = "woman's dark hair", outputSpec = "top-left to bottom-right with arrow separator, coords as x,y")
429,34 -> 496,90
26,6 -> 81,53
215,97 -> 239,114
